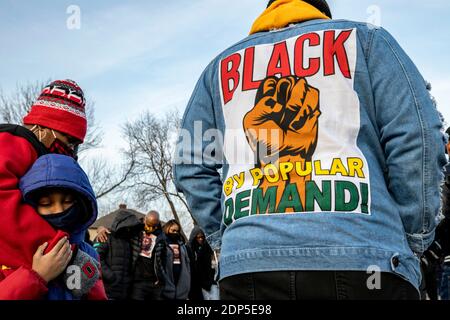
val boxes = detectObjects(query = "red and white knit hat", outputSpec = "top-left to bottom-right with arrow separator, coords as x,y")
23,79 -> 87,142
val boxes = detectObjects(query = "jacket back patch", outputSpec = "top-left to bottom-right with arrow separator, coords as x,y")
218,28 -> 371,226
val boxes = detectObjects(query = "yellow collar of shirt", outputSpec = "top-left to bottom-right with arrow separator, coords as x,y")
250,0 -> 330,35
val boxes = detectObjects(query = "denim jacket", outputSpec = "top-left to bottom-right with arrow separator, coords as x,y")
174,18 -> 446,290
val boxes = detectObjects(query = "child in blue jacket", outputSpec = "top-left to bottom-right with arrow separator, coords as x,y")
15,154 -> 107,300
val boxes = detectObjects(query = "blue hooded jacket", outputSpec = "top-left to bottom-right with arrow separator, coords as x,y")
19,154 -> 99,300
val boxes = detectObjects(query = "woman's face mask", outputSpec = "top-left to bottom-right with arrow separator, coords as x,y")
48,138 -> 75,158
30,125 -> 79,159
167,226 -> 181,241
48,130 -> 78,159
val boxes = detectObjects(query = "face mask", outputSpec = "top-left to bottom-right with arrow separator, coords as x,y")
41,203 -> 81,233
48,130 -> 78,159
49,138 -> 76,158
167,232 -> 180,241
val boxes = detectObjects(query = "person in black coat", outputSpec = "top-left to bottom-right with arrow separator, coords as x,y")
129,211 -> 163,300
420,128 -> 450,299
188,227 -> 215,300
95,210 -> 164,300
95,210 -> 143,300
154,220 -> 192,300
437,134 -> 450,299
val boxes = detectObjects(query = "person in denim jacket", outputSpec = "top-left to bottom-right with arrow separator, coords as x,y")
174,0 -> 447,299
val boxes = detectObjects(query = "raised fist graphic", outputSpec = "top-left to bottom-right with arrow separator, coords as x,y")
243,76 -> 321,209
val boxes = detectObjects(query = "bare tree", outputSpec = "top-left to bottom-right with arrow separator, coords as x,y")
0,80 -> 102,153
122,110 -> 194,236
0,81 -> 43,124
82,156 -> 135,199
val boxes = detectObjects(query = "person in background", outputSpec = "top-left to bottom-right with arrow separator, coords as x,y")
95,210 -> 163,300
130,211 -> 163,300
437,128 -> 450,299
188,227 -> 215,300
154,220 -> 192,300
95,210 -> 142,300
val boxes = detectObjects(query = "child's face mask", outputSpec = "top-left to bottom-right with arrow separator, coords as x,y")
42,204 -> 81,232
37,192 -> 86,232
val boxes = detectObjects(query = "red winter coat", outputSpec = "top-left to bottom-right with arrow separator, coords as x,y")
0,128 -> 107,300
0,266 -> 108,300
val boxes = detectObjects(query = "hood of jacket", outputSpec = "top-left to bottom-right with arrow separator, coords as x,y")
188,226 -> 213,257
19,154 -> 97,243
188,226 -> 204,244
110,209 -> 143,234
250,0 -> 330,35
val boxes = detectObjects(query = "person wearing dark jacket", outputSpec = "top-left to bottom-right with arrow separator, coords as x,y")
188,227 -> 215,300
420,129 -> 450,300
437,134 -> 450,299
439,133 -> 450,259
418,129 -> 450,300
129,211 -> 163,300
154,220 -> 192,300
95,211 -> 142,300
96,210 -> 163,300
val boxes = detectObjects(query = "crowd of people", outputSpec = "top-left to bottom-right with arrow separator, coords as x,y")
94,212 -> 217,300
0,0 -> 449,300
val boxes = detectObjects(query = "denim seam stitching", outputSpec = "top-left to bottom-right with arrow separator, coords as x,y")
362,27 -> 383,153
378,30 -> 428,251
364,27 -> 377,64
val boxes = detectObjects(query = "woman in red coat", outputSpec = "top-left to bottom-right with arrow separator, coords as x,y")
0,153 -> 107,300
0,79 -> 106,299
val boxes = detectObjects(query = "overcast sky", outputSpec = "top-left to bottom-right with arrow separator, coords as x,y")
1,0 -> 449,214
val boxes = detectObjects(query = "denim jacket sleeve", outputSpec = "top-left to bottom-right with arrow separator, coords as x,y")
367,27 -> 446,255
173,66 -> 223,250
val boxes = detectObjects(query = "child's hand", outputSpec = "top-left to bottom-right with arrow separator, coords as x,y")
32,237 -> 73,283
